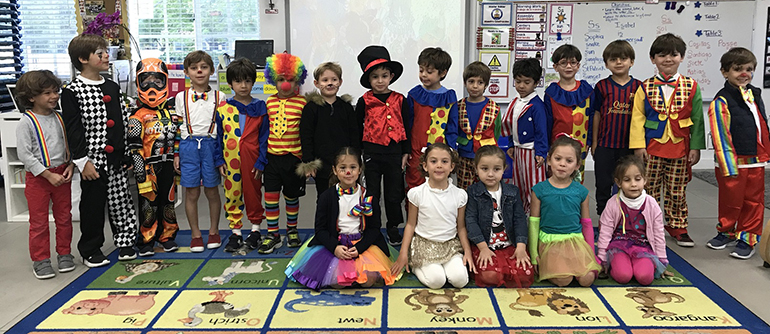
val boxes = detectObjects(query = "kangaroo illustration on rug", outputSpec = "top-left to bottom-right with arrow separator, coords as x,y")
202,260 -> 277,285
115,260 -> 179,283
404,289 -> 469,318
61,291 -> 158,316
625,287 -> 685,318
284,290 -> 375,313
178,290 -> 251,327
509,288 -> 590,317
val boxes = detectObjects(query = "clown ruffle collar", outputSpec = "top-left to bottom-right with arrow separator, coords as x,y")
545,80 -> 593,108
408,85 -> 458,108
227,97 -> 267,117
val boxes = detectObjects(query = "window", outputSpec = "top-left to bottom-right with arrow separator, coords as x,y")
128,0 -> 260,67
20,1 -> 78,80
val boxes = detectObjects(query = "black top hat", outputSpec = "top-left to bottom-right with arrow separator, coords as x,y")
357,45 -> 403,89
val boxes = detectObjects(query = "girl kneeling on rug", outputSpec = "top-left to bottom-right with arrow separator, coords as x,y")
465,145 -> 535,288
596,155 -> 673,285
529,134 -> 601,287
390,143 -> 475,289
286,147 -> 400,289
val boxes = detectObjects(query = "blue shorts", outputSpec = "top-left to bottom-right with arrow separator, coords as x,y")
179,136 -> 221,188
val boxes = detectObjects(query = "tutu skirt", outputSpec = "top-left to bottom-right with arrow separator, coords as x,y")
470,245 -> 535,288
538,231 -> 601,281
409,234 -> 463,269
285,233 -> 400,290
606,239 -> 667,278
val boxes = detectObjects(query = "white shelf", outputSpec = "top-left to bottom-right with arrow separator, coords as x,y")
8,161 -> 22,166
9,184 -> 24,189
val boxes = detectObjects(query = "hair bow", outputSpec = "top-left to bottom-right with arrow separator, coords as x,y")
555,132 -> 585,148
349,196 -> 373,217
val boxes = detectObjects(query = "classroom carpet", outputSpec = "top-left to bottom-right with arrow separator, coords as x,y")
9,229 -> 770,334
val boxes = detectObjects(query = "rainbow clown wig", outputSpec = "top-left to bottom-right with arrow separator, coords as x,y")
264,52 -> 307,86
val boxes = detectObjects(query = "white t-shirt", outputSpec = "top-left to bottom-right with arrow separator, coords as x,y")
487,187 -> 512,249
337,185 -> 362,235
175,88 -> 227,139
408,178 -> 468,242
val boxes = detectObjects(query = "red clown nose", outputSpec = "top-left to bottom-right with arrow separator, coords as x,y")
280,82 -> 292,92
102,95 -> 111,103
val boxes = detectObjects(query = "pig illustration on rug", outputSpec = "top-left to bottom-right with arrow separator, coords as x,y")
61,291 -> 158,316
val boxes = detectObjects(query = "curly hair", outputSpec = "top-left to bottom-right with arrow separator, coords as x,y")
16,70 -> 62,110
264,53 -> 307,86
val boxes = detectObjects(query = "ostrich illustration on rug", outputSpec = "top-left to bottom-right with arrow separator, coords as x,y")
178,290 -> 251,327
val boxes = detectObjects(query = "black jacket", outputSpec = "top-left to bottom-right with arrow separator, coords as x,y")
300,92 -> 360,176
714,82 -> 768,156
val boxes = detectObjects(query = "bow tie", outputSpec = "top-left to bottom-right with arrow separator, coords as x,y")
337,185 -> 356,196
653,75 -> 677,88
192,91 -> 208,102
349,196 -> 373,217
741,87 -> 755,104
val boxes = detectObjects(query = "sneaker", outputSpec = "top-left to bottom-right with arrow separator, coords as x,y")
225,234 -> 243,252
161,240 -> 179,252
730,240 -> 756,259
33,259 -> 56,279
674,233 -> 695,247
57,254 -> 76,273
287,228 -> 302,248
258,233 -> 283,254
207,234 -> 222,249
387,227 -> 403,246
190,237 -> 204,253
118,247 -> 137,261
245,231 -> 262,250
138,244 -> 155,257
706,233 -> 735,250
83,253 -> 110,268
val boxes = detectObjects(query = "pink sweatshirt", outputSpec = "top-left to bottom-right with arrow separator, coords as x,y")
597,194 -> 668,266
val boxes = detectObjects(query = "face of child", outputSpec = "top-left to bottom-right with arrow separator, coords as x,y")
369,67 -> 393,94
722,62 -> 755,89
616,164 -> 645,199
29,86 -> 60,112
606,57 -> 634,77
184,61 -> 213,89
314,69 -> 341,98
476,155 -> 505,190
554,58 -> 580,81
547,145 -> 579,181
465,76 -> 487,101
419,64 -> 446,91
276,75 -> 298,98
333,155 -> 361,189
651,52 -> 683,77
230,78 -> 255,99
422,148 -> 454,184
140,74 -> 165,88
83,48 -> 110,72
514,75 -> 536,98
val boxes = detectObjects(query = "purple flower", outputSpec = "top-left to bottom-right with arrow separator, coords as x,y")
84,11 -> 122,36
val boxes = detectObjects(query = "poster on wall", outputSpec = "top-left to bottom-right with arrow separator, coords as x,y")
549,3 -> 573,35
481,3 -> 513,26
476,28 -> 513,50
485,75 -> 510,98
546,35 -> 572,69
479,51 -> 511,74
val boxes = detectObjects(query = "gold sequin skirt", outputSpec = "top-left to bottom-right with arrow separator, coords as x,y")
409,233 -> 463,269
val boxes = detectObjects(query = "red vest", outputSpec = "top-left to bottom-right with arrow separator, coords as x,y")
362,91 -> 407,146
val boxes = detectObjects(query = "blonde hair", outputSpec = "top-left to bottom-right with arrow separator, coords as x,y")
313,62 -> 342,81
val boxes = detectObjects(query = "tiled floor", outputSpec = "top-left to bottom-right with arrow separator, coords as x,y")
1,171 -> 769,332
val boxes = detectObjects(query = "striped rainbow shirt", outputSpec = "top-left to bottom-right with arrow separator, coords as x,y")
266,95 -> 306,158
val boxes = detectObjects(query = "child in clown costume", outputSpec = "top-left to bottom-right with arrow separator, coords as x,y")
127,58 -> 180,255
405,47 -> 459,191
257,52 -> 310,254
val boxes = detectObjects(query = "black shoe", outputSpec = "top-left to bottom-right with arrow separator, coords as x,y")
287,228 -> 302,248
387,227 -> 403,246
161,240 -> 179,252
138,244 -> 155,257
83,253 -> 110,268
118,247 -> 137,261
245,231 -> 262,250
258,233 -> 283,254
225,234 -> 243,252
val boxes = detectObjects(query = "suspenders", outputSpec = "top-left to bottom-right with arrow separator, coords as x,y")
22,110 -> 70,167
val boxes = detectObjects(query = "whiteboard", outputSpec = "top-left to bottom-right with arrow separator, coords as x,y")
572,1 -> 754,100
289,0 -> 466,100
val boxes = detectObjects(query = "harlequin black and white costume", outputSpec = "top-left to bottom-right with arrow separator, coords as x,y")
62,75 -> 138,262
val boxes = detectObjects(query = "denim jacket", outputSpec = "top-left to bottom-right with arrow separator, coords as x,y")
465,181 -> 528,246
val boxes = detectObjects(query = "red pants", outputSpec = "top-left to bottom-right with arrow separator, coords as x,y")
405,149 -> 425,192
241,145 -> 265,225
25,164 -> 72,262
716,166 -> 764,246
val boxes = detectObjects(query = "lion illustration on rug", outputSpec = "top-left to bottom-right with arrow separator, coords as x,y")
509,288 -> 590,317
404,289 -> 469,317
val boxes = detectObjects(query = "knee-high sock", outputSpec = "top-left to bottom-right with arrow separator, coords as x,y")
285,196 -> 299,229
581,218 -> 598,263
265,192 -> 280,234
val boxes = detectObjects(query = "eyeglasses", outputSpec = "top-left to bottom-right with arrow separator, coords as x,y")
557,60 -> 579,68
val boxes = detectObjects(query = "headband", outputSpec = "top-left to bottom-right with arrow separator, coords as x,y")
555,132 -> 584,148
